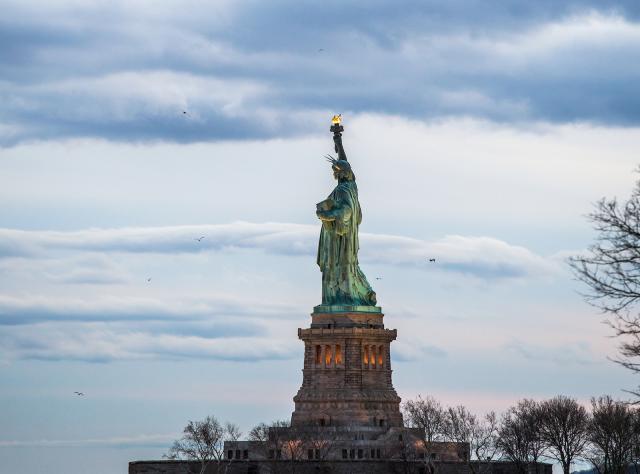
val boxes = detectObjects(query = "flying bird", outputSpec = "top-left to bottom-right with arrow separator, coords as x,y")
375,277 -> 383,280
147,277 -> 152,282
195,236 -> 205,242
428,258 -> 436,262
74,392 -> 84,396
182,111 -> 189,116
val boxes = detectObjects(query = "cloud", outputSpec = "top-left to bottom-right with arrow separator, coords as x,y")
393,340 -> 447,362
0,321 -> 298,363
0,222 -> 558,280
41,254 -> 129,285
363,233 -> 557,279
504,339 -> 603,366
0,433 -> 176,448
2,3 -> 640,144
0,293 -> 300,326
0,293 -> 302,362
0,222 -> 314,257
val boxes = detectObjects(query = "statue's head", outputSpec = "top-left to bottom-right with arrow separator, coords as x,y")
325,155 -> 355,182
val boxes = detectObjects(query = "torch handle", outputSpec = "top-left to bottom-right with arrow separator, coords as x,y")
330,124 -> 348,162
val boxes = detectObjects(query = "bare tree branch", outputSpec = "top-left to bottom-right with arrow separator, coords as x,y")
166,415 -> 241,474
570,182 -> 640,394
538,396 -> 589,474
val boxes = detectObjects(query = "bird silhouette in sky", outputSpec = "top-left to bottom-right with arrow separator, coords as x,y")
318,48 -> 324,52
147,277 -> 152,282
195,236 -> 205,242
428,258 -> 436,262
74,392 -> 84,396
182,111 -> 189,116
376,277 -> 383,280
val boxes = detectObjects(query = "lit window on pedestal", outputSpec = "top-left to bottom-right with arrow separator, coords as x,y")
371,346 -> 377,367
378,345 -> 384,366
363,345 -> 369,365
315,345 -> 321,365
335,344 -> 342,364
325,345 -> 332,366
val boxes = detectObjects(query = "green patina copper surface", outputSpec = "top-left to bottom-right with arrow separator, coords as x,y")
315,117 -> 377,311
313,304 -> 381,314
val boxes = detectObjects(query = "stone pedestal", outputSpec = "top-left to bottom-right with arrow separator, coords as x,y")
291,308 -> 403,428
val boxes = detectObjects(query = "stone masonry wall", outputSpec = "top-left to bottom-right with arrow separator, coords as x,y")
130,460 -> 553,474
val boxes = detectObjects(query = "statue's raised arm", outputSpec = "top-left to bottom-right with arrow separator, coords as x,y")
330,114 -> 348,162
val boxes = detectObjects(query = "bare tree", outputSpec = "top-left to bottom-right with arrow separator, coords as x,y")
570,182 -> 640,394
586,396 -> 638,474
166,415 -> 241,474
281,424 -> 308,474
445,406 -> 499,474
249,420 -> 333,474
249,420 -> 290,474
302,426 -> 338,464
404,395 -> 448,473
497,399 -> 545,474
631,408 -> 640,474
538,395 -> 589,474
388,431 -> 422,474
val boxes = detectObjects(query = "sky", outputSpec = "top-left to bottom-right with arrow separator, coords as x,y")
1,1 -> 640,473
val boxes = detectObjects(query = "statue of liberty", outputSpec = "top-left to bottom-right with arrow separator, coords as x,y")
315,116 -> 377,308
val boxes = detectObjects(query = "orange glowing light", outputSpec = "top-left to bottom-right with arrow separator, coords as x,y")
331,114 -> 342,125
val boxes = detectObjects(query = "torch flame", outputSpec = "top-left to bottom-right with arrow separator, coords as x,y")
331,114 -> 342,125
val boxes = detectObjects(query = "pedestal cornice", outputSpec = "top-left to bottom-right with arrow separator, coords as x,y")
298,327 -> 397,340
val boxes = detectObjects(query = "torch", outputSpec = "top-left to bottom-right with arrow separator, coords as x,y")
330,114 -> 347,161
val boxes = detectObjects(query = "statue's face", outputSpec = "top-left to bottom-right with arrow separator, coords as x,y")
332,161 -> 353,181
332,166 -> 347,180
333,169 -> 353,181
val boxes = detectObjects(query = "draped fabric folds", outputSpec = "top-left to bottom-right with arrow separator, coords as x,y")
317,181 -> 377,306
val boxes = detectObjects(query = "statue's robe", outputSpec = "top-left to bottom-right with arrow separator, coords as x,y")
317,180 -> 376,306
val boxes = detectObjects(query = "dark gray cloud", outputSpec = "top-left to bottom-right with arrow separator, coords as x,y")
1,1 -> 640,145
